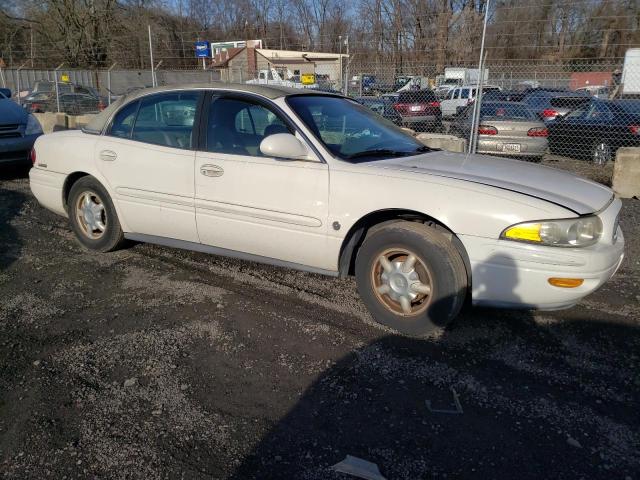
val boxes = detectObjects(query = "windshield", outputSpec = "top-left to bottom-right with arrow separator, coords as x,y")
287,95 -> 428,161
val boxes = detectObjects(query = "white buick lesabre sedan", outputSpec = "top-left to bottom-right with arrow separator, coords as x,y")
29,84 -> 624,336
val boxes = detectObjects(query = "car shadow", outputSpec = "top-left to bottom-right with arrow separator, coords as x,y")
226,254 -> 638,479
0,169 -> 28,270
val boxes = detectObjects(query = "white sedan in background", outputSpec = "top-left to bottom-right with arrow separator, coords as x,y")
29,84 -> 624,336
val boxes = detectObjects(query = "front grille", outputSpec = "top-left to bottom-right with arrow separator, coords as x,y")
0,124 -> 22,138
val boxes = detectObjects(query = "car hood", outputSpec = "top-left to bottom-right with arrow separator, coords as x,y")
0,99 -> 28,125
364,151 -> 612,215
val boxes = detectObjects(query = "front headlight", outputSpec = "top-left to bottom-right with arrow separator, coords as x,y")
501,216 -> 602,247
25,114 -> 43,135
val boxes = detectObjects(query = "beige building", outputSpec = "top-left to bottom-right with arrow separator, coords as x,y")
211,47 -> 347,88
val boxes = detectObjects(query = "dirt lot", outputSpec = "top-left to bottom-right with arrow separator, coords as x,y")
1,158 -> 639,479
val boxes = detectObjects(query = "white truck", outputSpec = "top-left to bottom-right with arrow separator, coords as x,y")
621,48 -> 640,95
435,68 -> 490,96
246,67 -> 317,89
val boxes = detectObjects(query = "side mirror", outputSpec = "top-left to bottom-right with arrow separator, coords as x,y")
0,88 -> 11,98
259,133 -> 310,160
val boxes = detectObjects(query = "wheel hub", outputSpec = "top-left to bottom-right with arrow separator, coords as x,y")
383,263 -> 419,301
373,252 -> 432,315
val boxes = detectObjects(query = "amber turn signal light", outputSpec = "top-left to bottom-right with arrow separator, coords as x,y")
548,278 -> 584,288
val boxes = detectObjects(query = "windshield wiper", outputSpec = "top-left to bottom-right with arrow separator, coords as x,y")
346,149 -> 416,160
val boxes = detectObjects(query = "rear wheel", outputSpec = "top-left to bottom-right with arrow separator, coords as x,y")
355,222 -> 468,336
68,176 -> 125,252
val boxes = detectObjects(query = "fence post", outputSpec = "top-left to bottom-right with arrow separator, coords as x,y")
469,0 -> 490,155
54,63 -> 65,113
0,66 -> 5,88
107,63 -> 117,105
148,25 -> 156,87
16,62 -> 29,106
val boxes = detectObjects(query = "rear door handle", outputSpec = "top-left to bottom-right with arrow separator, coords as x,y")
99,150 -> 117,161
200,164 -> 224,177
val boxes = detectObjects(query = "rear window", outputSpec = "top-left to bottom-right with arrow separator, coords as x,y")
479,103 -> 536,120
398,90 -> 437,103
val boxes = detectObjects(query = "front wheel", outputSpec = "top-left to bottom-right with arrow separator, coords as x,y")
355,222 -> 468,336
592,140 -> 612,165
68,176 -> 125,252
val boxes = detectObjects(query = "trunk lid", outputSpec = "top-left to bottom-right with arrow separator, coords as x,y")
365,152 -> 612,214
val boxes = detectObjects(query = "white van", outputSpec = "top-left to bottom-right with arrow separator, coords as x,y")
440,85 -> 501,118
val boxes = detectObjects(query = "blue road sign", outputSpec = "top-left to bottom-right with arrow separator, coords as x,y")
195,41 -> 210,58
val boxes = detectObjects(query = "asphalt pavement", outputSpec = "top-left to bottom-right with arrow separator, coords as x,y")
1,161 -> 639,479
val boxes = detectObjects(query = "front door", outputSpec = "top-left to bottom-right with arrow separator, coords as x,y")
194,94 -> 331,270
95,90 -> 201,242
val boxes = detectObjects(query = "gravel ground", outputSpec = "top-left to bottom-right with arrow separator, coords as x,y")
1,159 -> 639,480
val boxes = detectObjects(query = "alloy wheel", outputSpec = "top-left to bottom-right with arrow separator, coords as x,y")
371,248 -> 433,316
593,142 -> 612,165
75,191 -> 107,240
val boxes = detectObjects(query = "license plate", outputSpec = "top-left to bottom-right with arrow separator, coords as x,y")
410,105 -> 421,112
502,143 -> 521,153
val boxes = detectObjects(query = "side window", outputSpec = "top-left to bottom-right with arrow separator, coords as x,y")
207,97 -> 292,156
131,92 -> 198,149
591,103 -> 612,120
565,104 -> 588,120
461,88 -> 470,99
447,89 -> 455,100
109,101 -> 139,139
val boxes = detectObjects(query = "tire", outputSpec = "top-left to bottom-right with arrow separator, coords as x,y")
68,176 -> 125,252
592,140 -> 612,165
355,221 -> 468,336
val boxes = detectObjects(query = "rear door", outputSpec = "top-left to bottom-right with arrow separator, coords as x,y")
548,103 -> 589,155
194,93 -> 331,270
441,88 -> 460,116
95,90 -> 201,242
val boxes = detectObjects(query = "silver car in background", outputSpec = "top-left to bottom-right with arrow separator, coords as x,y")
450,101 -> 548,162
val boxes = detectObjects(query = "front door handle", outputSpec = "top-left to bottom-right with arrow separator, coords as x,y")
99,150 -> 117,161
200,164 -> 224,177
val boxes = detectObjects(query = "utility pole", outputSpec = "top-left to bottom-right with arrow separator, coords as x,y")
148,25 -> 156,87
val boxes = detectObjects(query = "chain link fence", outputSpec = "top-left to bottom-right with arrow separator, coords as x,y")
1,58 -> 638,165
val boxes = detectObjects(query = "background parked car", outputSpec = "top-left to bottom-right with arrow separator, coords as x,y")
574,85 -> 611,99
547,99 -> 640,164
450,101 -> 548,161
482,90 -> 528,102
440,85 -> 501,117
0,89 -> 43,166
355,96 -> 403,125
25,91 -> 104,114
522,90 -> 590,122
392,90 -> 442,131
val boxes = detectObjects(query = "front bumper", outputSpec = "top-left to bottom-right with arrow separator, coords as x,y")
460,198 -> 625,310
0,133 -> 40,165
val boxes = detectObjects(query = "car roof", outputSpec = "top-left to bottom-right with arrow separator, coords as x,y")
83,82 -> 340,134
122,82 -> 337,102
